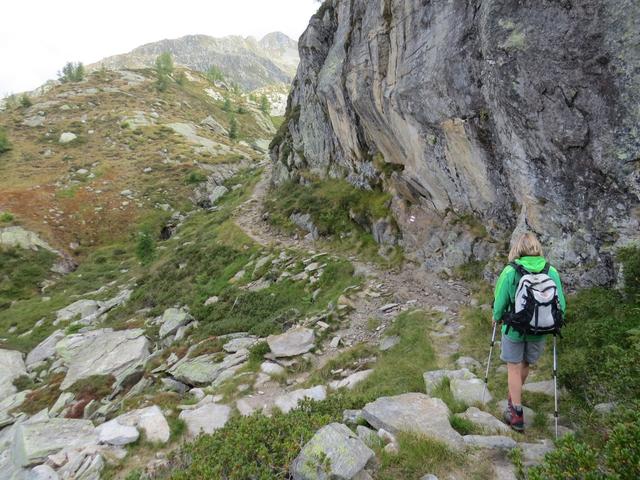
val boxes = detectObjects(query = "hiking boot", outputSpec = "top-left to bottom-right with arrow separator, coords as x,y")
504,404 -> 525,432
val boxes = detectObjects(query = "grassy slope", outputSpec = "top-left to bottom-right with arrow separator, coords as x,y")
0,67 -> 270,254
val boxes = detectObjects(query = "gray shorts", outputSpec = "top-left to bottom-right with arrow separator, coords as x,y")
500,335 -> 546,364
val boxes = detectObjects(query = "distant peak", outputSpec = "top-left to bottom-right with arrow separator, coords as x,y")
260,32 -> 297,48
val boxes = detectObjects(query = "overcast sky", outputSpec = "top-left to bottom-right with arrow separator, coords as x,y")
0,0 -> 320,96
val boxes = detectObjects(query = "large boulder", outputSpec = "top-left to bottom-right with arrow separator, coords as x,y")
27,465 -> 59,480
26,330 -> 65,368
463,435 -> 517,450
223,336 -> 258,353
456,407 -> 510,434
95,420 -> 139,446
267,327 -> 315,357
168,349 -> 248,386
179,403 -> 231,438
0,226 -> 58,253
274,385 -> 327,414
362,393 -> 464,450
0,391 -> 29,428
12,418 -> 97,467
291,423 -> 375,480
0,349 -> 26,399
329,370 -> 374,391
56,328 -> 150,390
159,308 -> 192,338
55,299 -> 100,323
110,405 -> 170,444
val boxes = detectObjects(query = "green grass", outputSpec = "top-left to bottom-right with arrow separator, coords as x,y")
0,212 -> 14,223
375,432 -> 491,480
0,242 -> 136,352
0,247 -> 57,310
350,310 -> 439,399
265,177 -> 401,264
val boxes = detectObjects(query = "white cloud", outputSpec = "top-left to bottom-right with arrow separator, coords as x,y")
0,0 -> 320,95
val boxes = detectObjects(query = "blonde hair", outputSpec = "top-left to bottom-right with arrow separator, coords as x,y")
508,232 -> 544,262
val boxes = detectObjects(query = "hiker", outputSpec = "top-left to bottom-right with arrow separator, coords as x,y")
492,232 -> 566,431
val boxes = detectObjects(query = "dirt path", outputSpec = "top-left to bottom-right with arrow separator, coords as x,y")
233,163 -> 470,366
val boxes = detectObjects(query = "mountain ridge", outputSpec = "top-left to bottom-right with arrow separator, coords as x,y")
90,31 -> 299,91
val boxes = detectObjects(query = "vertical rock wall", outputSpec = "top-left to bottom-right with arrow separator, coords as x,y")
271,0 -> 640,286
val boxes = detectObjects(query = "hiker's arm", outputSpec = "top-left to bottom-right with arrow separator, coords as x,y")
492,267 -> 512,322
551,267 -> 566,314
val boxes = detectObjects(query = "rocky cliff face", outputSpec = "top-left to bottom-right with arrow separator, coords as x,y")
91,33 -> 299,91
271,0 -> 640,286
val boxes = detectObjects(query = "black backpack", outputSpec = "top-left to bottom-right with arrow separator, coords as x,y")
504,262 -> 564,336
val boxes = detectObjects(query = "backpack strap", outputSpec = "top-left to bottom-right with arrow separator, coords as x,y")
509,261 -> 528,277
541,262 -> 550,275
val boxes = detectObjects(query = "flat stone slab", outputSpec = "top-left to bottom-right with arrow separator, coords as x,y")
0,390 -> 29,427
329,370 -> 373,391
260,361 -> 285,376
267,327 -> 315,357
291,423 -> 375,480
169,349 -> 248,386
0,349 -> 26,399
456,407 -> 510,434
159,308 -> 192,338
423,368 -> 475,395
379,335 -> 400,351
56,328 -> 150,390
464,435 -> 517,450
274,385 -> 327,414
450,377 -> 492,405
223,336 -> 258,353
96,420 -> 139,446
112,405 -> 170,444
362,393 -> 464,450
179,403 -> 231,438
12,418 -> 97,467
55,299 -> 100,323
26,330 -> 65,368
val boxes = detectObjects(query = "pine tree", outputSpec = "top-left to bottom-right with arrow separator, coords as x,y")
228,115 -> 238,140
206,65 -> 224,83
260,95 -> 270,114
222,97 -> 232,112
155,52 -> 174,75
58,62 -> 85,83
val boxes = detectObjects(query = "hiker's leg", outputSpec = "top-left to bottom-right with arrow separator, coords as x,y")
507,362 -> 524,405
521,362 -> 530,384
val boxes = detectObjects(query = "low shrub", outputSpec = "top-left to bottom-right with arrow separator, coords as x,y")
185,170 -> 208,184
169,396 -> 360,480
0,128 -> 11,154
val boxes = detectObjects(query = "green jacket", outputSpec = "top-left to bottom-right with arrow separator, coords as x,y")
492,256 -> 566,342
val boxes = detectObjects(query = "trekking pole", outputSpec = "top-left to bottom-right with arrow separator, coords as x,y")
553,334 -> 559,440
482,321 -> 498,404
